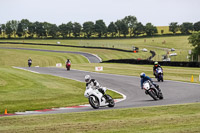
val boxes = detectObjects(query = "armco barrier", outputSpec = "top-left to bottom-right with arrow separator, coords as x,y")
102,59 -> 200,67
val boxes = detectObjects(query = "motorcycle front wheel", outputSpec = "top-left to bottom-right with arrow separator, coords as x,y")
148,89 -> 158,100
89,95 -> 100,109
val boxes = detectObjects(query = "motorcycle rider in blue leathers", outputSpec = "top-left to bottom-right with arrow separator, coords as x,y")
140,72 -> 161,93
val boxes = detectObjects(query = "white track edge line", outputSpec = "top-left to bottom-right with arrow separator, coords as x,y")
12,66 -> 40,74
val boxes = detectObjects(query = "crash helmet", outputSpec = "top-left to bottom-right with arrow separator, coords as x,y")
154,61 -> 158,67
85,75 -> 91,83
140,72 -> 145,78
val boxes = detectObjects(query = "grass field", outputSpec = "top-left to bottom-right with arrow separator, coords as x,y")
0,48 -> 89,67
0,35 -> 193,61
0,103 -> 200,133
0,44 -> 151,61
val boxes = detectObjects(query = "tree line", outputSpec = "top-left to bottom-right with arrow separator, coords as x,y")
0,15 -> 200,39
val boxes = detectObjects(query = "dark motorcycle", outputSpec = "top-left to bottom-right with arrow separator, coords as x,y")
155,67 -> 164,82
142,80 -> 163,100
28,60 -> 32,67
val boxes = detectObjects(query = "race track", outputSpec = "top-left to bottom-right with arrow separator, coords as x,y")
14,67 -> 200,115
1,47 -> 200,116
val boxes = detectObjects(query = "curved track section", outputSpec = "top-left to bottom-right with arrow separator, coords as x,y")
13,67 -> 200,115
0,47 -> 101,63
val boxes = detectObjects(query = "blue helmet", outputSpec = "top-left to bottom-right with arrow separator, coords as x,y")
140,72 -> 145,78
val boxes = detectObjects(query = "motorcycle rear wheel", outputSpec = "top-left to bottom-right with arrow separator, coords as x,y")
158,92 -> 164,99
106,94 -> 115,107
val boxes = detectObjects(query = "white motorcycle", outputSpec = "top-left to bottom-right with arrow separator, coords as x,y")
84,86 -> 115,109
143,80 -> 163,100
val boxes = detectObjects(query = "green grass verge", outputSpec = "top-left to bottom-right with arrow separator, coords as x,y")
0,35 -> 193,61
0,67 -> 121,114
0,44 -> 151,61
0,48 -> 88,67
72,63 -> 200,84
0,103 -> 200,133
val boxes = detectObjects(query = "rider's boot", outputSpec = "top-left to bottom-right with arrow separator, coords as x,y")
99,88 -> 107,102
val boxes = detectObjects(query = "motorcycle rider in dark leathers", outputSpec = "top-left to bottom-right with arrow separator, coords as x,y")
140,72 -> 161,93
66,59 -> 71,64
153,62 -> 163,78
28,57 -> 32,67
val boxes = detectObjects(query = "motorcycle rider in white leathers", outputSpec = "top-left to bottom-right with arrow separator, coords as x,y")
84,75 -> 107,99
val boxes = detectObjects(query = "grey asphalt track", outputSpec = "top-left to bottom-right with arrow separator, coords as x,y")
1,47 -> 200,115
15,67 -> 200,115
0,47 -> 101,63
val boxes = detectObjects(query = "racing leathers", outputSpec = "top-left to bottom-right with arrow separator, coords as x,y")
85,79 -> 106,95
153,64 -> 162,77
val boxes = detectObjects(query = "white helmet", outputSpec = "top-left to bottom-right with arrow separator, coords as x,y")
85,75 -> 91,83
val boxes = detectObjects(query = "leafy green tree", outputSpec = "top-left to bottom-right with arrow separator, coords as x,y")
121,20 -> 129,37
73,22 -> 82,38
132,22 -> 145,36
5,21 -> 13,38
107,22 -> 117,37
180,22 -> 193,34
115,20 -> 128,37
66,21 -> 73,37
188,32 -> 200,61
21,19 -> 30,37
34,21 -> 46,38
27,22 -> 36,38
16,23 -> 23,37
48,24 -> 59,38
1,24 -> 6,38
83,21 -> 94,38
169,22 -> 179,34
94,19 -> 107,38
10,20 -> 19,38
43,22 -> 52,37
194,21 -> 200,31
115,20 -> 122,37
123,15 -> 137,37
59,23 -> 68,38
145,23 -> 157,36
